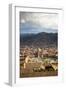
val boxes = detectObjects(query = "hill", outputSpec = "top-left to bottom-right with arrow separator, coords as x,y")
20,32 -> 58,48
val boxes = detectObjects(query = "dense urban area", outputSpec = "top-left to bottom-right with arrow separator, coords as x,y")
20,46 -> 58,77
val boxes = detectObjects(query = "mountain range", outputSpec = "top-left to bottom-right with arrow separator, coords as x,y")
20,32 -> 58,48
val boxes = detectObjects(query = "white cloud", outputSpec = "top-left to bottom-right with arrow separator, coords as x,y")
21,19 -> 26,23
20,12 -> 58,30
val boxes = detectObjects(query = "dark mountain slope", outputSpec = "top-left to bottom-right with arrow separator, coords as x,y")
20,32 -> 58,48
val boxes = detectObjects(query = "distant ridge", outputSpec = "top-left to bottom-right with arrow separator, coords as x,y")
20,32 -> 58,48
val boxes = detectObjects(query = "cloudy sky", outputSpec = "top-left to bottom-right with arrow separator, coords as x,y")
20,12 -> 58,34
